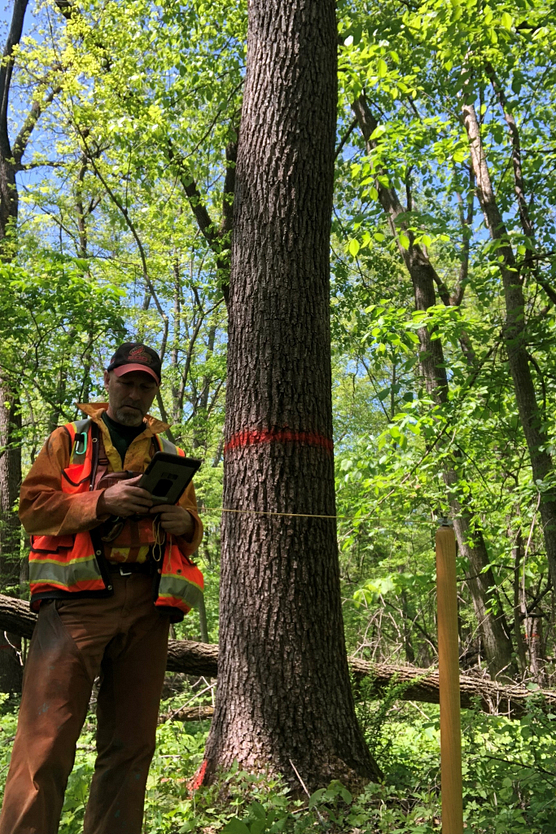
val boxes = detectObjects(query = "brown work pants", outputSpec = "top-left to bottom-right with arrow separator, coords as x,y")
0,573 -> 170,834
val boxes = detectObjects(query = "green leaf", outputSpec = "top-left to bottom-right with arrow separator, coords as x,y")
377,58 -> 388,78
309,788 -> 326,808
348,239 -> 360,257
250,802 -> 267,820
223,820 -> 251,834
340,787 -> 352,803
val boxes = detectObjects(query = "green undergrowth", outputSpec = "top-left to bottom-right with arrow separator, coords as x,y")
1,687 -> 556,832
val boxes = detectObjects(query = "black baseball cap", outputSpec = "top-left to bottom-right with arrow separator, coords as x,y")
107,343 -> 161,384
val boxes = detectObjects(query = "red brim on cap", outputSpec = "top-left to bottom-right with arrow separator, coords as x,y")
112,364 -> 160,383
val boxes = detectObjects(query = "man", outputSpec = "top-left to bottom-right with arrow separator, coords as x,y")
0,343 -> 203,834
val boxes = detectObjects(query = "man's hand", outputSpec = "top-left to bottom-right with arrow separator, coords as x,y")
97,475 -> 153,518
150,504 -> 195,538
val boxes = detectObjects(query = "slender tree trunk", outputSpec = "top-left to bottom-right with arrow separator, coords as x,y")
399,584 -> 416,664
197,590 -> 209,644
204,0 -> 379,791
0,382 -> 22,691
192,324 -> 217,452
0,0 -> 37,693
512,529 -> 528,674
171,259 -> 181,424
0,384 -> 21,564
463,102 -> 556,595
353,96 -> 515,678
0,0 -> 29,249
0,157 -> 17,249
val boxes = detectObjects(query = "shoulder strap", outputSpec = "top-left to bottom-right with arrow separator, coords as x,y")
90,422 -> 110,490
65,418 -> 106,492
67,417 -> 92,461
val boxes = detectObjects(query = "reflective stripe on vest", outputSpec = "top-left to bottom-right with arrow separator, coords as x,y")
157,572 -> 203,614
29,552 -> 104,593
155,540 -> 204,615
29,529 -> 105,601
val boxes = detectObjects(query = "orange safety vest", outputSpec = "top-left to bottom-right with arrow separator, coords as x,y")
28,419 -> 204,621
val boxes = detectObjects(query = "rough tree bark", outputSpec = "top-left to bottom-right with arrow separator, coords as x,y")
203,0 -> 379,791
353,95 -> 515,679
462,102 -> 556,595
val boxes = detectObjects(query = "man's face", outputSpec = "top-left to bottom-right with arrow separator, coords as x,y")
104,370 -> 159,427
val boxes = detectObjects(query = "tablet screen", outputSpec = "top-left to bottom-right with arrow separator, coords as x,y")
138,452 -> 202,505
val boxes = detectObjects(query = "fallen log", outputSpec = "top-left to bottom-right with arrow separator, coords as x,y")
166,638 -> 218,678
347,658 -> 556,718
160,704 -> 216,722
1,593 -> 553,718
0,595 -> 36,640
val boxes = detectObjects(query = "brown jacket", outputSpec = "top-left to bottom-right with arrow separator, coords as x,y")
20,403 -> 203,557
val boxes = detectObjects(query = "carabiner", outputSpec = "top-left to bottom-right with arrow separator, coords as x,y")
73,432 -> 88,457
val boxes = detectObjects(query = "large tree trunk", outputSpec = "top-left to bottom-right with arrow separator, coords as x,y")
352,96 -> 515,678
463,102 -> 556,595
203,0 -> 379,791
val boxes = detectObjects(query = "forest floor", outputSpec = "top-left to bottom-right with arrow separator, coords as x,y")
2,679 -> 555,833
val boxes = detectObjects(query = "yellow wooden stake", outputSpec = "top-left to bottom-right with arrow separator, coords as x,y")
436,521 -> 464,834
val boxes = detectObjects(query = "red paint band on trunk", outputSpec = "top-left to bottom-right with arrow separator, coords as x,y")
225,428 -> 333,454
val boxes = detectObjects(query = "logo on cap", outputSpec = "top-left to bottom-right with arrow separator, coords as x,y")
127,346 -> 154,366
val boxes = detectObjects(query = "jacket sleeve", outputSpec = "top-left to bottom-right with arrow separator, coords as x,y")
19,427 -> 105,536
174,478 -> 204,559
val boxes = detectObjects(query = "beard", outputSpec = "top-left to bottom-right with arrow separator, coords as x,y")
114,405 -> 145,426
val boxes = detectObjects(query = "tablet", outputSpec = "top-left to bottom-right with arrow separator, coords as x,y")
138,452 -> 202,505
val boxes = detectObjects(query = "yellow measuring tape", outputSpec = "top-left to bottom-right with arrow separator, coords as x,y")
200,507 -> 347,519
198,506 -> 436,524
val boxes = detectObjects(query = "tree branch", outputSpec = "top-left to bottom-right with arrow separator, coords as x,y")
334,117 -> 358,161
76,125 -> 169,350
0,0 -> 29,157
52,0 -> 76,21
13,85 -> 62,168
168,138 -> 237,304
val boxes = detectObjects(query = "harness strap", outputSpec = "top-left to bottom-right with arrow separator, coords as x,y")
70,417 -> 92,462
92,427 -> 110,491
86,421 -> 103,492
